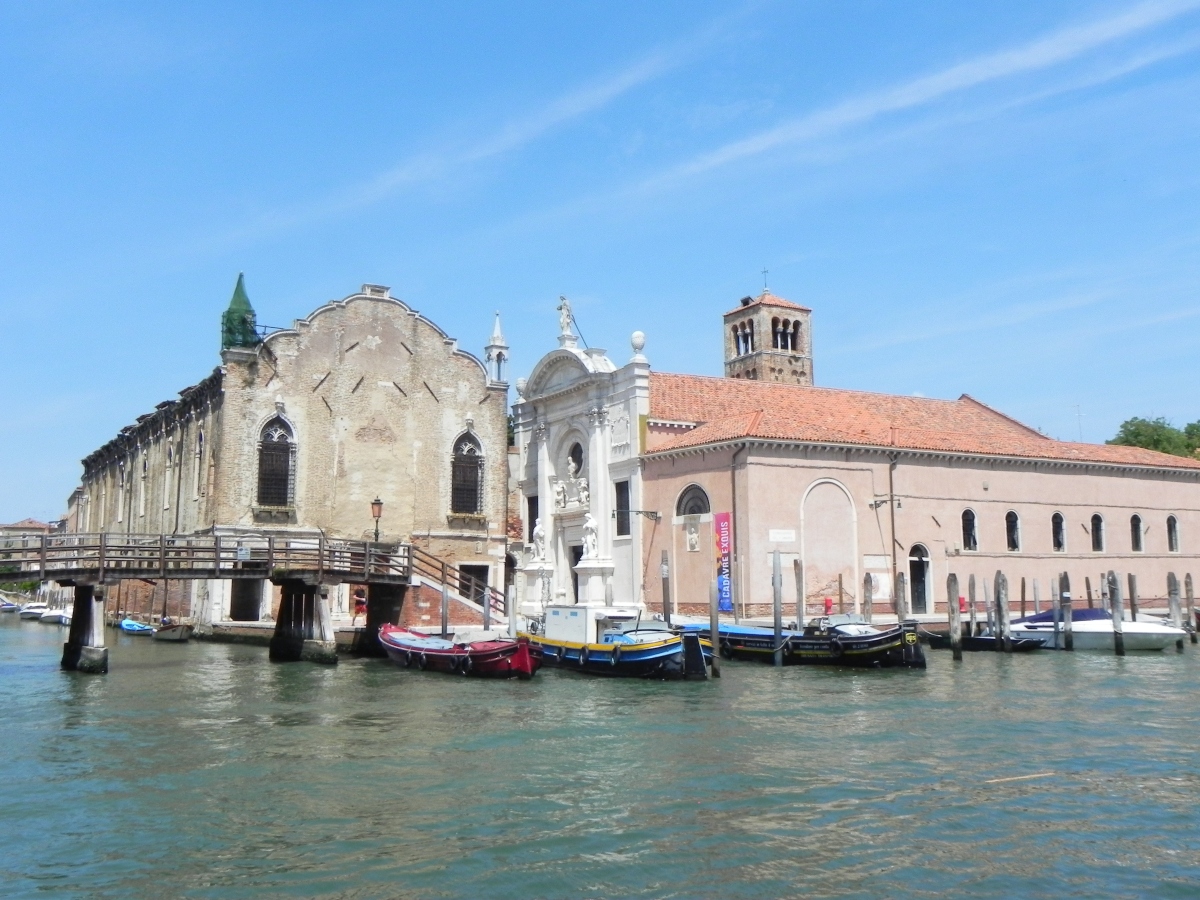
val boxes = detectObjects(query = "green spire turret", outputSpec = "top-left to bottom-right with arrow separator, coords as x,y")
221,273 -> 260,350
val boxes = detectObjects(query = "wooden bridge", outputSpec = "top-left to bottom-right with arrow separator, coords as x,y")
1,531 -> 509,675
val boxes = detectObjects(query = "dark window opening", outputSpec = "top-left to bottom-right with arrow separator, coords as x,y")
961,509 -> 977,551
257,418 -> 294,507
568,442 -> 584,477
615,481 -> 631,536
451,434 -> 483,514
1091,514 -> 1104,552
527,495 -> 539,542
1130,515 -> 1143,552
676,484 -> 711,517
1052,513 -> 1065,552
1168,515 -> 1180,552
909,545 -> 929,614
1005,511 -> 1020,552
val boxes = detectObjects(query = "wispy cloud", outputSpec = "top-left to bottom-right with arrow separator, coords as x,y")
638,0 -> 1200,190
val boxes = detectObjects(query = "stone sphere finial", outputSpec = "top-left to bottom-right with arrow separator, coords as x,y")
515,377 -> 528,398
630,331 -> 647,363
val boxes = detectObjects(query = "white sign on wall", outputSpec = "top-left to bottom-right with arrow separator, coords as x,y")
768,529 -> 796,543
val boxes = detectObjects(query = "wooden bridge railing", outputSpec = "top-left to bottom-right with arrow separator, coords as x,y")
408,545 -> 507,618
0,532 -> 411,585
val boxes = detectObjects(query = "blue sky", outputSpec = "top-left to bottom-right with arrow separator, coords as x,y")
2,0 -> 1199,523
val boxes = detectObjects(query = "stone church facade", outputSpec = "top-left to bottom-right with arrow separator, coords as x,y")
514,291 -> 1200,619
73,278 -> 510,623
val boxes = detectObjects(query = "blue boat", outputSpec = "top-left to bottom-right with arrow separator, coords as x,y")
119,618 -> 155,635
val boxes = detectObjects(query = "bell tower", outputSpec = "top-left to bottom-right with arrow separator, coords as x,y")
722,290 -> 813,384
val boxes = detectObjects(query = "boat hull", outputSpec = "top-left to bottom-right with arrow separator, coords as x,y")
696,622 -> 926,669
152,623 -> 193,642
523,632 -> 712,679
19,606 -> 48,620
118,619 -> 155,635
1010,621 -> 1184,651
922,631 -> 1044,652
380,626 -> 540,679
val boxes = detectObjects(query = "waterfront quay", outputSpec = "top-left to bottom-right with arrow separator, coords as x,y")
3,613 -> 1199,899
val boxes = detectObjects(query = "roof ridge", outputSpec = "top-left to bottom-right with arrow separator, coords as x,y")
957,393 -> 1048,439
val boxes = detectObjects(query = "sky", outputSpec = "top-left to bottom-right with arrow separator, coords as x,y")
2,0 -> 1199,524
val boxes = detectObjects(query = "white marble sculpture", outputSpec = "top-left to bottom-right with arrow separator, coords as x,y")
532,518 -> 546,560
553,480 -> 567,509
582,513 -> 598,559
576,476 -> 590,507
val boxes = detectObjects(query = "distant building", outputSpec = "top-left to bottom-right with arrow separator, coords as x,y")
514,290 -> 1200,618
73,277 -> 510,623
0,518 -> 55,537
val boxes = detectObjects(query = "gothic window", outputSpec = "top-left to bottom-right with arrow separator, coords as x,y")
1005,511 -> 1020,552
1091,514 -> 1104,552
451,433 -> 483,514
615,481 -> 631,536
676,484 -> 711,517
194,429 -> 204,500
1130,514 -> 1143,552
257,418 -> 295,507
961,509 -> 977,551
1052,512 -> 1065,552
1167,515 -> 1180,552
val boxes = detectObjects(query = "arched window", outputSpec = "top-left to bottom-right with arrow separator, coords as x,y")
139,455 -> 147,517
164,444 -> 173,510
792,321 -> 801,351
1091,514 -> 1104,552
746,321 -> 755,353
568,442 -> 584,478
676,484 -> 711,517
451,433 -> 483,514
194,429 -> 204,500
772,317 -> 781,349
1168,515 -> 1180,553
257,418 -> 295,507
1052,512 -> 1065,552
731,326 -> 740,355
1005,511 -> 1020,552
1130,515 -> 1143,552
961,509 -> 977,551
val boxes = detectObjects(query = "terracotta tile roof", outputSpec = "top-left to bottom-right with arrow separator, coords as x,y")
647,372 -> 1200,470
723,290 -> 811,316
0,518 -> 53,531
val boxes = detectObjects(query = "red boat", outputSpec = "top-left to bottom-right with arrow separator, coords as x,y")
378,625 -> 539,679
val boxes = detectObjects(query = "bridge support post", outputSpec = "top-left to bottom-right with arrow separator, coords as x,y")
353,583 -> 406,657
62,584 -> 108,674
270,580 -> 337,664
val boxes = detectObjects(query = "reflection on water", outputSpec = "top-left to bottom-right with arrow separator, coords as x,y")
2,616 -> 1199,899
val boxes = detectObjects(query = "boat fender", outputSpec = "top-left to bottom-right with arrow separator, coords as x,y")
611,644 -> 621,665
404,651 -> 414,668
418,652 -> 428,670
720,639 -> 734,660
579,646 -> 589,667
461,655 -> 473,675
829,637 -> 843,658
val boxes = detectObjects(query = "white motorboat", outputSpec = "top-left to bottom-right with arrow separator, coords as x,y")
18,602 -> 48,620
1010,608 -> 1186,651
38,607 -> 72,626
152,622 -> 193,642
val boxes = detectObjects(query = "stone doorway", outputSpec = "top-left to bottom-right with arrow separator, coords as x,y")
908,545 -> 930,615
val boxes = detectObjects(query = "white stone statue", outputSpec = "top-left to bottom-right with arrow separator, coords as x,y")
686,522 -> 700,552
553,480 -> 567,509
582,513 -> 598,559
557,296 -> 573,336
576,476 -> 590,507
532,518 -> 546,560
566,458 -> 578,479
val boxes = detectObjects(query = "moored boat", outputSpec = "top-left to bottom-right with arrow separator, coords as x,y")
684,614 -> 926,668
118,618 -> 155,635
38,607 -> 72,626
522,606 -> 711,679
18,603 -> 48,620
920,630 -> 1044,652
0,598 -> 21,613
1010,608 -> 1186,651
152,622 -> 193,642
379,625 -> 539,678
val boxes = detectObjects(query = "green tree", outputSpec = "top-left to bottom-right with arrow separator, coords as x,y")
1108,417 -> 1200,457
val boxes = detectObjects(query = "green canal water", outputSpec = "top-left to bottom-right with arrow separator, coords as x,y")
2,615 -> 1199,899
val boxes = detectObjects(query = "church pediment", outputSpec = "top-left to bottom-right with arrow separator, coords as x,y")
526,352 -> 593,398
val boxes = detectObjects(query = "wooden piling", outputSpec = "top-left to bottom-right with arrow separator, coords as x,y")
1020,577 -> 1027,619
1085,576 -> 1094,609
968,574 -> 978,636
1168,573 -> 1183,652
1060,572 -> 1073,652
982,578 -> 993,636
1032,577 -> 1041,615
661,551 -> 672,627
1051,578 -> 1061,650
1186,573 -> 1197,645
772,550 -> 783,668
837,573 -> 845,615
1107,571 -> 1125,657
1127,573 -> 1139,622
948,574 -> 962,661
861,570 -> 873,626
708,579 -> 721,678
795,559 -> 806,627
896,571 -> 909,622
995,571 -> 1011,653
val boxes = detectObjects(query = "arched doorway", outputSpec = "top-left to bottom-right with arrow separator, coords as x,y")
908,545 -> 929,614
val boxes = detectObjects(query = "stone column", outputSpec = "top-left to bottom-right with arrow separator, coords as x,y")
301,585 -> 338,665
535,421 -> 555,598
62,584 -> 108,674
587,406 -> 612,561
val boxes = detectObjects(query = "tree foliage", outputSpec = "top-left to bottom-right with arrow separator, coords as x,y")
1108,417 -> 1200,457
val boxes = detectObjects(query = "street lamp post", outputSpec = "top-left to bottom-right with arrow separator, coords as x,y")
371,497 -> 383,542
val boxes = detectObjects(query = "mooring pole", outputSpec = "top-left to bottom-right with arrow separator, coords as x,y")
1127,573 -> 1139,623
795,559 -> 806,628
983,577 -> 993,637
1108,571 -> 1125,657
837,572 -> 845,615
1060,572 -> 1073,652
1032,577 -> 1041,615
1051,577 -> 1061,651
708,579 -> 721,678
1186,574 -> 1197,644
1085,576 -> 1094,609
948,573 -> 962,661
861,570 -> 873,626
968,574 -> 978,636
772,550 -> 783,668
661,551 -> 672,628
1020,576 -> 1027,620
1168,573 -> 1183,652
895,571 -> 908,623
995,571 -> 1011,653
